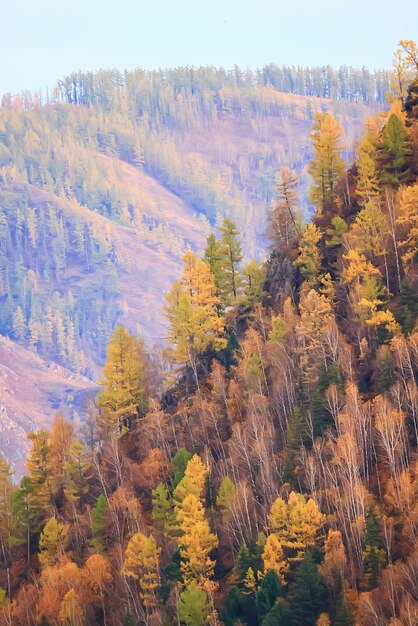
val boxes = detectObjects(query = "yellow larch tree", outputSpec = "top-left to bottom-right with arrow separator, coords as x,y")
180,521 -> 218,588
308,113 -> 346,213
319,530 -> 347,589
268,492 -> 324,561
39,517 -> 69,568
176,493 -> 218,588
173,454 -> 208,503
341,250 -> 389,324
293,223 -> 323,285
355,118 -> 381,207
350,202 -> 389,266
122,532 -> 161,607
396,183 -> 418,273
262,533 -> 288,583
176,494 -> 206,536
59,588 -> 84,626
165,251 -> 226,369
97,326 -> 150,432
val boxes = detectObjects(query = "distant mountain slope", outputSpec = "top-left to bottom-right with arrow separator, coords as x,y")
0,336 -> 96,477
0,65 -> 389,471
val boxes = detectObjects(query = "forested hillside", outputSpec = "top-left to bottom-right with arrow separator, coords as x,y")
0,63 -> 387,368
0,63 -> 389,472
0,41 -> 417,625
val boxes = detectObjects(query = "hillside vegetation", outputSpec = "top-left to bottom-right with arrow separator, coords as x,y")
0,64 -> 386,371
0,64 -> 389,475
1,45 -> 418,625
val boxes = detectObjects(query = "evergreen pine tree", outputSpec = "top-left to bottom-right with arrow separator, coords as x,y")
261,599 -> 291,626
378,114 -> 412,187
311,362 -> 343,435
218,218 -> 243,305
288,552 -> 324,626
334,596 -> 354,626
362,505 -> 386,590
171,448 -> 193,490
90,494 -> 108,551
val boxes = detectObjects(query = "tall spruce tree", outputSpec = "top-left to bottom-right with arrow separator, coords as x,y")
97,326 -> 150,430
288,552 -> 324,626
218,219 -> 243,305
378,114 -> 411,187
308,113 -> 346,213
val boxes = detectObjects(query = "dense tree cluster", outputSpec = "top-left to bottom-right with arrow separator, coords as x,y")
0,42 -> 418,626
0,60 -> 391,375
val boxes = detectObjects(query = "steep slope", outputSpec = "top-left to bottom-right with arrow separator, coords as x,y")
0,68 -> 387,473
0,336 -> 96,477
0,162 -> 208,474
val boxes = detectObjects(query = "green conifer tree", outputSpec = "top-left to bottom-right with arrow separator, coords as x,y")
218,219 -> 243,305
288,552 -> 324,626
378,114 -> 412,187
178,583 -> 210,626
90,494 -> 108,552
97,326 -> 149,430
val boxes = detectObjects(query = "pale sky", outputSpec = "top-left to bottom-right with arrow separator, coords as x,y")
1,0 -> 418,96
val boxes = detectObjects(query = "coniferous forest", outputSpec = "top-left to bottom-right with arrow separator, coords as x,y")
0,39 -> 418,626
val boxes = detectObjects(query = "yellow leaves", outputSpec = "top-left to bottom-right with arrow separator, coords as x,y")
165,252 -> 226,365
39,517 -> 69,568
184,454 -> 208,497
396,183 -> 418,273
268,497 -> 288,536
123,532 -> 161,606
268,491 -> 324,560
355,120 -> 380,200
182,251 -> 220,310
59,589 -> 84,626
319,530 -> 347,588
341,251 -> 393,327
174,466 -> 218,588
262,534 -> 288,582
177,494 -> 206,535
366,310 -> 401,335
350,202 -> 389,258
389,40 -> 418,104
180,520 -> 218,588
243,567 -> 257,593
297,287 -> 333,350
308,113 -> 346,212
173,454 -> 208,503
341,250 -> 380,284
97,325 -> 149,430
293,223 -> 323,283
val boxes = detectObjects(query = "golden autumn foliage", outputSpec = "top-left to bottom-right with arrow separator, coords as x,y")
2,42 -> 418,626
165,252 -> 226,366
123,532 -> 161,606
308,112 -> 346,212
294,223 -> 323,284
262,533 -> 288,582
268,492 -> 325,559
396,183 -> 418,272
39,517 -> 69,568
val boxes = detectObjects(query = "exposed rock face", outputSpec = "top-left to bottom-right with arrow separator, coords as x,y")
0,337 -> 96,478
265,249 -> 299,308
